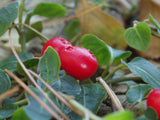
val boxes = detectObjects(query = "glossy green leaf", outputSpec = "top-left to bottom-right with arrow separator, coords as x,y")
0,52 -> 34,72
51,75 -> 81,96
103,111 -> 134,120
108,46 -> 132,63
64,19 -> 81,45
0,69 -> 11,94
126,84 -> 152,103
25,21 -> 43,42
33,2 -> 66,18
0,103 -> 18,119
149,14 -> 160,33
144,107 -> 158,120
39,47 -> 60,84
17,58 -> 39,76
81,34 -> 111,65
0,2 -> 19,36
68,83 -> 107,120
124,22 -> 151,51
11,107 -> 30,120
122,57 -> 160,88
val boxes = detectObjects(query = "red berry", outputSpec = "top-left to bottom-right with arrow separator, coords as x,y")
147,88 -> 160,118
60,46 -> 98,80
41,37 -> 72,56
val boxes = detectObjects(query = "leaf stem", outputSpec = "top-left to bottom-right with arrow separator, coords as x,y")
101,65 -> 109,78
15,98 -> 28,106
19,0 -> 25,29
104,64 -> 125,81
106,76 -> 142,84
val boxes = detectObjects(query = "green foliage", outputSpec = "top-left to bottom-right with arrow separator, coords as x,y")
149,14 -> 160,33
81,34 -> 111,65
0,2 -> 19,36
33,2 -> 66,18
0,52 -> 34,72
17,58 -> 39,76
124,22 -> 151,51
126,84 -> 152,103
103,111 -> 134,120
93,0 -> 105,5
39,47 -> 60,84
108,46 -> 132,63
25,21 -> 43,42
122,57 -> 160,89
0,69 -> 11,94
0,103 -> 18,119
11,107 -> 30,120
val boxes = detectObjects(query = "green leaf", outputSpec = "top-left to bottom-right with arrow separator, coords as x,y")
144,107 -> 158,120
126,84 -> 152,103
81,34 -> 111,65
103,111 -> 134,120
0,103 -> 18,119
124,22 -> 151,51
33,2 -> 66,18
64,19 -> 81,45
25,21 -> 43,42
0,52 -> 34,72
0,69 -> 11,94
68,83 -> 107,120
93,0 -> 105,5
149,14 -> 160,33
0,2 -> 19,36
11,107 -> 30,120
17,58 -> 39,76
39,47 -> 60,84
108,46 -> 132,63
24,86 -> 53,120
51,75 -> 81,96
122,57 -> 160,89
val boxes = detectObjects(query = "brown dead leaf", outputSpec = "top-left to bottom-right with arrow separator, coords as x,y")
75,0 -> 126,50
138,0 -> 160,59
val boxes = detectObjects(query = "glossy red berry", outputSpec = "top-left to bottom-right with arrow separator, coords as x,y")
60,46 -> 98,80
147,88 -> 160,118
41,37 -> 72,56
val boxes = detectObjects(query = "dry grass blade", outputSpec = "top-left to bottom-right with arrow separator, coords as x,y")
5,69 -> 63,120
96,77 -> 124,111
8,28 -> 69,120
0,87 -> 19,102
28,70 -> 84,118
42,2 -> 106,25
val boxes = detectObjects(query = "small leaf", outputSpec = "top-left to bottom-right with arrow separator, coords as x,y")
126,84 -> 152,103
0,103 -> 18,119
17,58 -> 39,76
144,107 -> 158,120
33,2 -> 66,18
81,34 -> 111,65
122,57 -> 160,88
0,52 -> 34,72
93,0 -> 105,5
25,21 -> 43,42
108,46 -> 132,63
149,14 -> 160,33
124,22 -> 151,51
0,69 -> 11,94
0,2 -> 19,36
11,107 -> 30,120
103,111 -> 134,120
39,47 -> 60,84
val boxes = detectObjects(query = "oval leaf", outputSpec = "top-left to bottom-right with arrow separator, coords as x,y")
124,22 -> 151,51
0,69 -> 11,94
33,2 -> 66,18
39,47 -> 60,84
122,57 -> 160,88
126,84 -> 152,103
81,34 -> 111,65
0,2 -> 19,36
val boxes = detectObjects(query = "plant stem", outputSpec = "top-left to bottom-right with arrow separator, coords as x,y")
104,64 -> 125,81
19,0 -> 25,29
139,101 -> 144,114
15,98 -> 28,106
106,76 -> 142,84
101,65 -> 109,78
